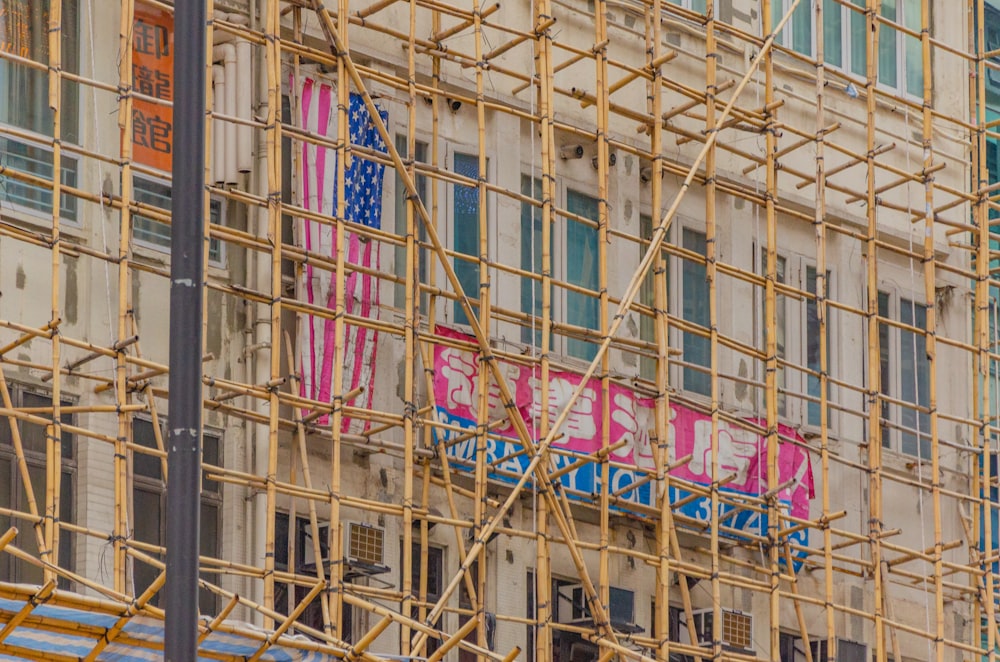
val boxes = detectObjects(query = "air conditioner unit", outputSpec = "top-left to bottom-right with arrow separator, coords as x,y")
344,522 -> 390,577
690,608 -> 753,652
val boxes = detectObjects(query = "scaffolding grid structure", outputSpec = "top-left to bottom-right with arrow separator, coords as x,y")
1,0 -> 1000,660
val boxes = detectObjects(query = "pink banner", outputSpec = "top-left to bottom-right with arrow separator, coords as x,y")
433,327 -> 814,543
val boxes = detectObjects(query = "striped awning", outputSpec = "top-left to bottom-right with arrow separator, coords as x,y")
0,592 -> 343,661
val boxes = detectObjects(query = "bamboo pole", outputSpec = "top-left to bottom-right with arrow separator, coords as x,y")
865,3 -> 887,661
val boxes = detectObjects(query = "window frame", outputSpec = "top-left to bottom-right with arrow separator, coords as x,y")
753,248 -> 838,432
0,384 -> 76,589
447,146 -> 491,328
391,131 -> 432,313
517,172 -> 603,364
666,219 -> 712,399
770,0 -> 925,98
0,0 -> 81,224
131,173 -> 227,266
877,286 -> 931,459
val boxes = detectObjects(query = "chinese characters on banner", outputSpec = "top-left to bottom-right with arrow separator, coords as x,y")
432,326 -> 815,566
132,3 -> 173,171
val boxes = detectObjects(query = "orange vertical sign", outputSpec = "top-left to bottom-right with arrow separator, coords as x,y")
132,3 -> 173,172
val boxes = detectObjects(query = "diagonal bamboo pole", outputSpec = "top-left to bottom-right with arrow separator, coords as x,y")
307,4 -> 802,654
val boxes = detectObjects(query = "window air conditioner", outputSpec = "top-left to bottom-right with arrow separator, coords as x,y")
690,608 -> 753,651
344,522 -> 390,577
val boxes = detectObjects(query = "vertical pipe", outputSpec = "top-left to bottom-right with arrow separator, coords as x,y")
166,0 -> 207,659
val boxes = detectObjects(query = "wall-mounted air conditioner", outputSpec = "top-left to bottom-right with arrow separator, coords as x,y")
344,522 -> 390,577
690,608 -> 753,652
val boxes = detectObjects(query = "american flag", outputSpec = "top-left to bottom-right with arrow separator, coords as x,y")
298,79 -> 388,431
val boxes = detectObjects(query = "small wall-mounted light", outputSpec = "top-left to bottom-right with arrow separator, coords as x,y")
592,151 -> 617,169
560,143 -> 585,160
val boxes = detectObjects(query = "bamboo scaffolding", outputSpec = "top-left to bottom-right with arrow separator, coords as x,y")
0,0 -> 998,660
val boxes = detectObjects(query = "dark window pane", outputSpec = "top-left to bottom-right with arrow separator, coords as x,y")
565,190 -> 600,361
453,153 -> 481,326
19,392 -> 50,455
132,487 -> 162,546
202,432 -> 220,493
133,419 -> 162,481
682,229 -> 710,395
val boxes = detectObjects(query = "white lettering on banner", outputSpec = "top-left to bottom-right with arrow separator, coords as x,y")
528,375 -> 598,440
687,420 -> 758,487
440,348 -> 476,411
610,391 -> 655,469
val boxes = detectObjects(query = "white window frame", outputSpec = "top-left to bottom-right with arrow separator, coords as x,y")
131,174 -> 226,267
389,129 -> 433,314
770,0 -> 924,98
667,218 -> 712,400
444,145 -> 491,328
665,0 -> 706,14
753,248 -> 838,432
877,285 -> 931,459
517,172 -> 605,365
0,127 -> 82,226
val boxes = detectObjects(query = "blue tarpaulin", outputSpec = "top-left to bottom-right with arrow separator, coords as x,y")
0,594 -> 342,661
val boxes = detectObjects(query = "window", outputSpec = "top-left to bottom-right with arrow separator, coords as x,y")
402,541 -> 444,656
526,573 -> 579,662
638,213 -> 659,381
521,175 -> 546,346
132,418 -> 221,614
879,291 -> 930,458
666,0 -> 706,13
0,0 -> 80,221
453,152 -> 483,326
393,135 -> 429,310
756,251 -> 833,427
771,0 -> 923,96
519,180 -> 601,362
132,176 -> 224,264
0,387 -> 75,588
274,513 -> 350,640
565,189 -> 601,362
679,228 -> 710,396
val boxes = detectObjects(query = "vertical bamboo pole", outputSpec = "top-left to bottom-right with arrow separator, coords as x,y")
534,1 -> 557,659
974,0 -> 999,657
917,0 -> 944,658
329,0 -> 350,643
403,0 -> 419,653
706,1 -> 726,659
115,0 -> 137,598
592,1 -> 612,658
262,0 -> 284,627
648,1 -> 674,661
44,0 -> 65,589
864,2 -> 887,660
473,0 -> 491,653
812,0 -> 836,658
761,0 -> 786,659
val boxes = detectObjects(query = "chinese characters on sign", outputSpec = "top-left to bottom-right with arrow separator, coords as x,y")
432,326 -> 816,567
132,3 -> 173,171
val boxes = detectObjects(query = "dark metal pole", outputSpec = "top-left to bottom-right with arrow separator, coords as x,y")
166,0 -> 206,658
